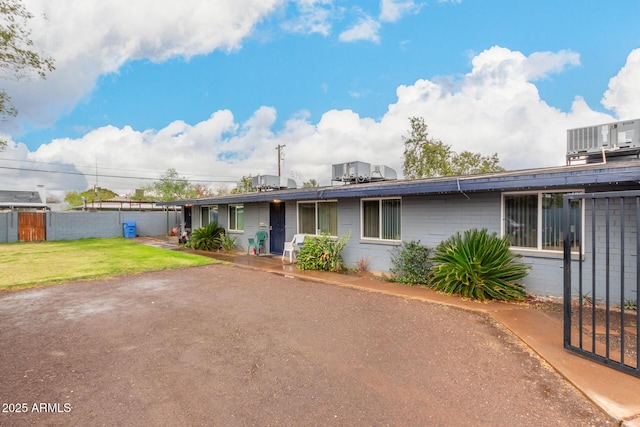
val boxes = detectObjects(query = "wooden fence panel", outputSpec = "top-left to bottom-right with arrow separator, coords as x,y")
18,212 -> 46,242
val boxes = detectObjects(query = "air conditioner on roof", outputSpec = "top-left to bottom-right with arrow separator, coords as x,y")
332,161 -> 371,183
252,175 -> 297,191
370,165 -> 397,181
567,119 -> 640,156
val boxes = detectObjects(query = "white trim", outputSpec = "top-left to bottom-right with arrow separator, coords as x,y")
228,204 -> 244,232
501,189 -> 584,253
296,200 -> 338,236
360,197 -> 402,242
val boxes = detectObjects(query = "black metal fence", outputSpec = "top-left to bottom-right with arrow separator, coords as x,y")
563,191 -> 640,377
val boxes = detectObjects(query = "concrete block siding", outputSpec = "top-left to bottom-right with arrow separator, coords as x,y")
0,211 -> 173,243
136,189 -> 640,301
0,212 -> 18,243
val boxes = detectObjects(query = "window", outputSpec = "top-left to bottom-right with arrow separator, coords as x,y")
503,191 -> 582,252
297,201 -> 337,236
229,204 -> 244,231
200,205 -> 218,227
361,198 -> 401,241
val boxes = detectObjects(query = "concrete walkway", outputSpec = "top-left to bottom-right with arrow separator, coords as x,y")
138,237 -> 640,425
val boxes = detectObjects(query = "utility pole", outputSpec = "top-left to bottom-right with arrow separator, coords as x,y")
276,144 -> 286,177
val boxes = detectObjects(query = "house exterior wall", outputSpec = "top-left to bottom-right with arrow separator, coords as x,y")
570,196 -> 638,303
284,201 -> 297,242
204,188 -> 637,301
272,192 -> 626,299
225,202 -> 270,253
191,208 -> 202,229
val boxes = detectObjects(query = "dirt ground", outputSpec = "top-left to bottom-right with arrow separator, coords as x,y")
0,264 -> 614,426
532,297 -> 638,365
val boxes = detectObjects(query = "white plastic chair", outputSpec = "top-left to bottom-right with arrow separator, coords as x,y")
282,234 -> 306,263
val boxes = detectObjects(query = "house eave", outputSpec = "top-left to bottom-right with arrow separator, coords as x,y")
156,161 -> 640,206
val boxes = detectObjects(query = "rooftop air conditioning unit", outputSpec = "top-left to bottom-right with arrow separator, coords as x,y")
567,118 -> 640,156
252,175 -> 297,191
332,161 -> 371,183
280,177 -> 297,189
252,175 -> 279,191
370,165 -> 397,181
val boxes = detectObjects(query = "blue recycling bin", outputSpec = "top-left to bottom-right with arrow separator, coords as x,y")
123,221 -> 136,238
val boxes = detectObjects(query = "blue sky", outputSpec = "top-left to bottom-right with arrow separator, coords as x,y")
2,0 -> 639,194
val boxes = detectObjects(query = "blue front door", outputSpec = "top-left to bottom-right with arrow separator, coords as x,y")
269,202 -> 286,254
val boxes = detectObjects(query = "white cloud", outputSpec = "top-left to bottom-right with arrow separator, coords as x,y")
2,0 -> 283,133
601,48 -> 640,120
280,0 -> 336,36
338,16 -> 381,43
387,46 -> 609,169
379,0 -> 419,23
4,46 -> 636,195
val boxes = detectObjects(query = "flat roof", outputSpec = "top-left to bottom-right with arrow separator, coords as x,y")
157,160 -> 640,206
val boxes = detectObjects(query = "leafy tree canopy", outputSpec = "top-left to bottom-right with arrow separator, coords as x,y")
402,117 -> 504,179
143,168 -> 201,201
64,187 -> 118,209
0,0 -> 55,150
302,178 -> 319,188
230,175 -> 256,194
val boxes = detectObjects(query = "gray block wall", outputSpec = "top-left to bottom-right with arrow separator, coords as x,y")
0,212 -> 18,243
224,202 -> 270,253
330,193 -> 590,298
0,211 -> 174,243
568,196 -> 638,304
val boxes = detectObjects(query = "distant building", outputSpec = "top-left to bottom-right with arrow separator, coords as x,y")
0,187 -> 48,212
72,196 -> 168,212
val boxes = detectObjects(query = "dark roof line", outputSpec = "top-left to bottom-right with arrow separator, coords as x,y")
156,161 -> 640,206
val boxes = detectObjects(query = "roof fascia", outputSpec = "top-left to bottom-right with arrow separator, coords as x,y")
156,163 -> 640,206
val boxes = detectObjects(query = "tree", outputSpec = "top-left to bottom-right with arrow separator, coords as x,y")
230,175 -> 256,194
450,151 -> 503,175
193,183 -> 215,198
302,178 -> 319,188
0,0 -> 55,150
64,187 -> 118,209
402,117 -> 504,179
212,184 -> 231,196
143,168 -> 200,201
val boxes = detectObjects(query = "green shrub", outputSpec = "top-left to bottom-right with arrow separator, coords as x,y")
429,228 -> 530,302
187,222 -> 226,251
389,240 -> 432,285
220,234 -> 238,253
296,232 -> 351,272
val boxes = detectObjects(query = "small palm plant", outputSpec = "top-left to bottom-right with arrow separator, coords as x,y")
187,222 -> 226,251
220,234 -> 238,254
429,228 -> 530,302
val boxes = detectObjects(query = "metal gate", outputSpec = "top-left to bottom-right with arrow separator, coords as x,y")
563,191 -> 639,377
18,212 -> 46,242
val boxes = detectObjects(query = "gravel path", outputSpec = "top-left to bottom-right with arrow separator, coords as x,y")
0,264 -> 613,426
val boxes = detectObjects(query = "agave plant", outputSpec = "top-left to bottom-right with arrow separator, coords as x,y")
429,228 -> 530,302
187,221 -> 226,251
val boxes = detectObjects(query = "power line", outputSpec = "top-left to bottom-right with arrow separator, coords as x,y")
0,165 -> 237,183
0,157 -> 239,182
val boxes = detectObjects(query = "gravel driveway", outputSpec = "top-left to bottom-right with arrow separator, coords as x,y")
0,264 -> 612,426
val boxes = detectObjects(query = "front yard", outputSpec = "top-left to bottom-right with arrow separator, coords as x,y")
0,237 -> 214,290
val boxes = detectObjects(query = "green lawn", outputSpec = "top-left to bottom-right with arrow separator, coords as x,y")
0,237 -> 216,290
